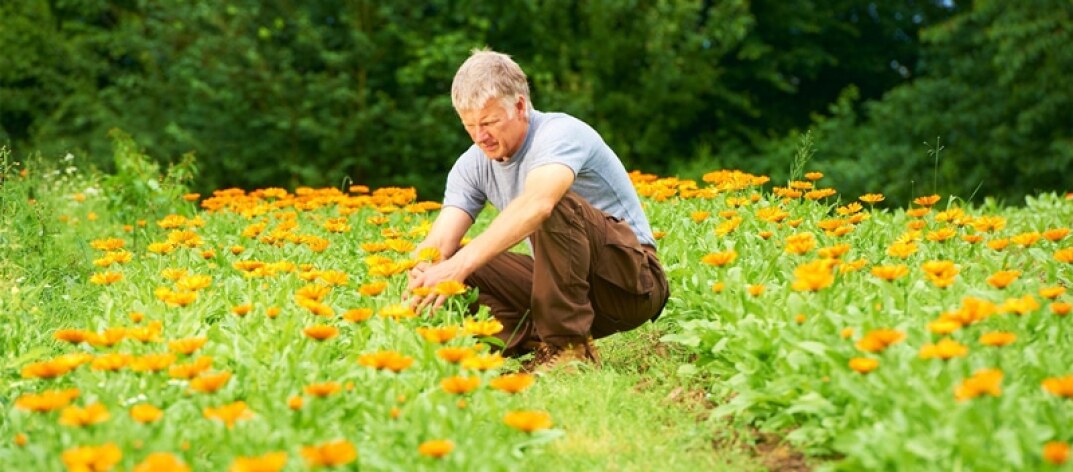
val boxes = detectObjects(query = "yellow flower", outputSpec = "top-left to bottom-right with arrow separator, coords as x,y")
747,284 -> 765,297
1044,441 -> 1070,465
690,211 -> 710,223
357,350 -> 414,373
987,238 -> 1010,251
1043,227 -> 1069,242
1055,247 -> 1073,264
790,259 -> 836,292
886,241 -> 918,259
169,356 -> 213,379
1053,302 -> 1072,317
301,439 -> 357,468
130,353 -> 177,373
913,194 -> 941,207
871,265 -> 909,281
418,439 -> 455,459
979,331 -> 1016,347
130,404 -> 164,423
436,346 -> 477,364
62,443 -> 122,472
464,318 -> 504,337
919,338 -> 968,360
304,382 -> 342,398
859,193 -> 884,204
955,368 -> 1003,401
134,452 -> 190,472
168,336 -> 208,355
783,233 -> 816,255
303,325 -> 339,341
1039,286 -> 1066,299
441,375 -> 481,394
503,410 -> 553,433
232,304 -> 253,317
701,250 -> 737,267
433,280 -> 468,296
848,357 -> 878,374
15,388 -> 81,412
461,353 -> 505,371
379,304 -> 417,320
417,247 -> 442,262
710,282 -> 725,293
344,308 -> 374,323
90,271 -> 123,285
91,353 -> 131,372
417,326 -> 459,344
59,402 -> 110,427
229,452 -> 289,472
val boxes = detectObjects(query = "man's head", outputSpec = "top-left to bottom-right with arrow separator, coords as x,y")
452,49 -> 531,161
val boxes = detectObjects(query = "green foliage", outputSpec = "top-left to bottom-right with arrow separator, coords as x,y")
102,129 -> 197,221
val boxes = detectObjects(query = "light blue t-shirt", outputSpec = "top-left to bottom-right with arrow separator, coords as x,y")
443,110 -> 656,247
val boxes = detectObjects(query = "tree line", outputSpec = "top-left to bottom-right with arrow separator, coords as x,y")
2,1 -> 1070,205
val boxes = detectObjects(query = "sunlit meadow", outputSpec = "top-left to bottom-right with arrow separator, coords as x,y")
2,150 -> 1072,471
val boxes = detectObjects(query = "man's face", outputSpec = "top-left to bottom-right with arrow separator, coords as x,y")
458,96 -> 528,162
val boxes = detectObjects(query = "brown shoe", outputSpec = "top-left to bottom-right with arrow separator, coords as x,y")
533,339 -> 601,374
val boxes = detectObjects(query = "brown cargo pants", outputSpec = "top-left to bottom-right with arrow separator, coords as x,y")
465,192 -> 670,355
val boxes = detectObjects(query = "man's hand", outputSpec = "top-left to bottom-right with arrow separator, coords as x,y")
404,258 -> 470,315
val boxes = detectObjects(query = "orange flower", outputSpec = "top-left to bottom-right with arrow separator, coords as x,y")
441,375 -> 481,394
357,350 -> 414,373
871,265 -> 909,281
701,250 -> 737,267
417,247 -> 442,262
504,410 -> 553,433
886,241 -> 918,258
913,194 -> 941,207
15,388 -> 80,412
304,382 -> 341,398
229,452 -> 288,472
59,402 -> 110,427
955,368 -> 1003,401
1001,295 -> 1040,315
190,371 -> 232,393
1012,231 -> 1042,247
90,271 -> 123,285
461,353 -> 505,371
379,304 -> 417,320
747,284 -> 766,297
710,282 -> 725,293
690,211 -> 710,223
783,233 -> 816,255
856,329 -> 905,353
169,356 -> 213,379
301,439 -> 357,468
62,443 -> 122,472
1039,286 -> 1066,299
417,326 -> 459,344
919,338 -> 968,360
790,259 -> 836,292
54,329 -> 91,344
303,325 -> 339,341
134,452 -> 191,472
848,357 -> 878,374
925,227 -> 957,242
265,306 -> 281,318
986,270 -> 1020,289
232,304 -> 253,317
91,353 -> 132,372
1043,228 -> 1070,242
464,318 -> 504,337
1054,248 -> 1073,263
130,404 -> 164,423
203,401 -> 254,428
288,395 -> 304,410
436,347 -> 476,364
840,328 -> 855,339
22,353 -> 91,379
927,318 -> 962,335
490,373 -> 536,394
1042,375 -> 1073,398
1053,302 -> 1072,317
418,439 -> 455,459
168,336 -> 208,355
358,281 -> 388,296
1044,441 -> 1070,465
979,331 -> 1016,347
130,353 -> 177,373
859,193 -> 885,204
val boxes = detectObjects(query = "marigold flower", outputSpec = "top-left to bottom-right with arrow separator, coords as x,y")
986,270 -> 1020,289
701,250 -> 737,267
927,318 -> 962,335
979,331 -> 1016,347
357,350 -> 414,373
871,265 -> 909,281
91,353 -> 132,371
504,410 -> 553,433
1001,295 -> 1040,315
130,353 -> 177,373
1053,302 -> 1072,317
91,238 -> 126,251
711,281 -> 725,293
441,375 -> 481,394
783,233 -> 816,255
266,306 -> 281,318
913,194 -> 941,207
14,433 -> 27,447
62,443 -> 122,472
464,318 -> 504,337
1039,286 -> 1066,299
176,274 -> 212,291
303,325 -> 339,341
418,439 -> 455,459
955,368 -> 1003,401
417,326 -> 459,344
59,402 -> 110,427
1055,248 -> 1073,264
848,357 -> 879,374
54,329 -> 91,344
190,371 -> 232,393
961,234 -> 983,244
169,356 -> 213,379
1011,232 -> 1041,247
130,404 -> 164,423
886,241 -> 917,259
433,280 -> 468,296
232,304 -> 253,317
288,395 -> 304,410
1043,228 -> 1070,242
1042,375 -> 1073,398
690,211 -> 710,223
490,373 -> 536,394
203,401 -> 254,428
229,452 -> 289,472
301,439 -> 357,468
15,388 -> 80,412
790,259 -> 836,292
379,304 -> 417,320
1044,441 -> 1070,465
856,329 -> 905,353
859,193 -> 885,204
905,207 -> 930,218
747,284 -> 766,297
134,452 -> 191,472
90,271 -> 124,285
919,338 -> 968,360
461,353 -> 505,371
987,238 -> 1010,251
168,336 -> 208,355
304,382 -> 341,398
926,227 -> 957,242
436,346 -> 476,364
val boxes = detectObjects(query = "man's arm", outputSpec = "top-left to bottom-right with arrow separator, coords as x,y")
409,164 -> 575,309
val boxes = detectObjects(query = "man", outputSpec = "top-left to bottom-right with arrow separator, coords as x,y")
406,49 -> 669,371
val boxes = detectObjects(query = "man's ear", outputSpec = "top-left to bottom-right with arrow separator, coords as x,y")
515,96 -> 527,117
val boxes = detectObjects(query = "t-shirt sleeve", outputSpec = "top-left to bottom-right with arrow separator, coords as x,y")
527,118 -> 592,176
442,153 -> 486,221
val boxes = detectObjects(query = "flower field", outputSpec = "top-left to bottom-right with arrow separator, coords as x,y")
2,153 -> 1072,471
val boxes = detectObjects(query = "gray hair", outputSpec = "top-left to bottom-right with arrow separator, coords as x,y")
451,48 -> 531,118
